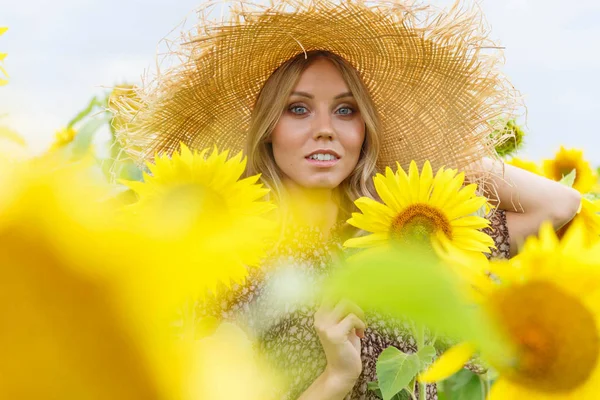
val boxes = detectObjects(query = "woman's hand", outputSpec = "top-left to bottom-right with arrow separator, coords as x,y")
314,298 -> 366,390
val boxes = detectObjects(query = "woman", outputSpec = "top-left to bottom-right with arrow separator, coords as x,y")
112,1 -> 581,398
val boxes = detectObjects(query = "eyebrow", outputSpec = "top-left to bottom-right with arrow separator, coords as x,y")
290,91 -> 354,100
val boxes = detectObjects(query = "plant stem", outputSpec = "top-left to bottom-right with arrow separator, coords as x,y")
415,324 -> 427,400
480,373 -> 490,400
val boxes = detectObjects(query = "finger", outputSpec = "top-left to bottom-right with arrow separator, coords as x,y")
331,298 -> 365,323
315,296 -> 336,321
333,313 -> 367,338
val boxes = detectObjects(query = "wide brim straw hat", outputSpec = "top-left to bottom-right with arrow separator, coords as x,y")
110,0 -> 521,174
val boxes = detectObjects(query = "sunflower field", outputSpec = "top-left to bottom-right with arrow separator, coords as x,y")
3,25 -> 600,400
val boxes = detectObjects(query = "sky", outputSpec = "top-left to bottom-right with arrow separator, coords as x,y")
1,0 -> 599,164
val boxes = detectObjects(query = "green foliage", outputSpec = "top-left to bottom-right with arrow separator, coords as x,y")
584,192 -> 600,202
376,347 -> 422,399
492,119 -> 526,158
367,381 -> 411,400
324,247 -> 508,362
559,169 -> 576,188
65,89 -> 143,184
438,369 -> 484,400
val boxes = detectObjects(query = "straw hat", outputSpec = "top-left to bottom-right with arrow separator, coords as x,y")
111,0 -> 521,173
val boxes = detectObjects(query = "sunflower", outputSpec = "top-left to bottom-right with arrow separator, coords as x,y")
557,197 -> 600,247
124,143 -> 276,292
422,222 -> 600,399
0,27 -> 8,86
50,126 -> 77,150
344,160 -> 494,258
493,119 -> 525,158
543,146 -> 596,193
506,157 -> 542,175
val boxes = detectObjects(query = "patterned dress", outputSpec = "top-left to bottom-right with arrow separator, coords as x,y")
198,210 -> 511,400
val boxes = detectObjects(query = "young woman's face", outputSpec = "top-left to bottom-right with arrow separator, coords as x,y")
271,58 -> 366,190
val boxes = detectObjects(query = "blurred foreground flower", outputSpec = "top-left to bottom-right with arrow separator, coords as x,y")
506,157 -> 542,175
188,322 -> 282,399
123,143 -> 276,293
543,146 -> 596,193
50,126 -> 78,150
0,157 -> 177,399
421,222 -> 600,399
0,27 -> 8,86
557,197 -> 600,246
0,152 -> 281,399
344,160 -> 494,259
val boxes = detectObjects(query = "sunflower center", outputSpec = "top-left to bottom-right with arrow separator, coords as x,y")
555,164 -> 578,185
489,280 -> 599,392
389,204 -> 452,244
161,183 -> 227,224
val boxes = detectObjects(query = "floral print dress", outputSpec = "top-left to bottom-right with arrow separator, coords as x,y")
197,210 -> 511,400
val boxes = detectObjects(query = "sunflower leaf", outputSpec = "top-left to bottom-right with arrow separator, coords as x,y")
559,169 -> 576,188
583,192 -> 600,201
71,116 -> 110,159
417,345 -> 437,368
376,346 -> 421,400
438,369 -> 483,400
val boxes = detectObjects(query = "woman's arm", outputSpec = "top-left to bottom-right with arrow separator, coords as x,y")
297,368 -> 356,400
478,157 -> 581,256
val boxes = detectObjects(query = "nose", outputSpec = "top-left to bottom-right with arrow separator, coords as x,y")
312,112 -> 336,141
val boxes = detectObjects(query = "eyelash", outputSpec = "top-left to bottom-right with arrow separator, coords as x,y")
288,104 -> 356,115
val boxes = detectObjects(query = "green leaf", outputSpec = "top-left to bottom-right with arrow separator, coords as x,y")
584,192 -> 600,201
439,369 -> 483,400
67,96 -> 103,129
417,345 -> 437,368
368,381 -> 412,400
325,247 -> 509,363
376,347 -> 421,400
71,116 -> 110,159
559,169 -> 576,188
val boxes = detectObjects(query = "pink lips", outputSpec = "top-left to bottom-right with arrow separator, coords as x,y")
305,149 -> 341,168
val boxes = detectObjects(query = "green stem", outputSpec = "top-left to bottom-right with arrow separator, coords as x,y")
415,324 -> 427,400
480,373 -> 490,400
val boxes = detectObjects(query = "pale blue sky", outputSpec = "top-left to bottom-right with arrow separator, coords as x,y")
1,0 -> 599,164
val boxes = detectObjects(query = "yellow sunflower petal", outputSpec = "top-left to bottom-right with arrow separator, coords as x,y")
374,172 -> 403,212
418,160 -> 434,202
343,232 -> 389,248
419,342 -> 477,383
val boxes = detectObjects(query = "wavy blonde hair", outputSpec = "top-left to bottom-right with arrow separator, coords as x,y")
245,50 -> 382,218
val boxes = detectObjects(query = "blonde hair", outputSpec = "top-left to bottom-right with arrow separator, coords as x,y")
245,50 -> 382,218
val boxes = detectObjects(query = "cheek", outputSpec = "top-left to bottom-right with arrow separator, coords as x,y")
271,117 -> 305,160
342,121 -> 366,158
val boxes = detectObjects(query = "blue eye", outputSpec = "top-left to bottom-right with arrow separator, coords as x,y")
337,107 -> 354,115
289,105 -> 308,114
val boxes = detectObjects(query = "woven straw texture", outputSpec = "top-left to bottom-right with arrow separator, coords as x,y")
110,0 -> 522,173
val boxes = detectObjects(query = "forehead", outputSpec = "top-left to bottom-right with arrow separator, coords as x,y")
293,58 -> 350,94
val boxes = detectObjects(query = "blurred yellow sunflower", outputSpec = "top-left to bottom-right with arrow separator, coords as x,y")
0,27 -> 8,86
0,154 -> 281,399
506,157 -> 542,175
0,157 -> 174,399
50,126 -> 77,150
543,146 -> 596,193
557,197 -> 600,247
422,222 -> 600,399
344,161 -> 494,258
124,143 -> 276,292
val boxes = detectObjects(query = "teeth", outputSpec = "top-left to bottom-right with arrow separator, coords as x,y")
309,153 -> 337,161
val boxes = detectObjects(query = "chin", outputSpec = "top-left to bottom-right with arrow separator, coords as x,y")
302,175 -> 344,190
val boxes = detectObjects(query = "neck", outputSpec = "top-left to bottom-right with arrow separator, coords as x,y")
281,179 -> 340,234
